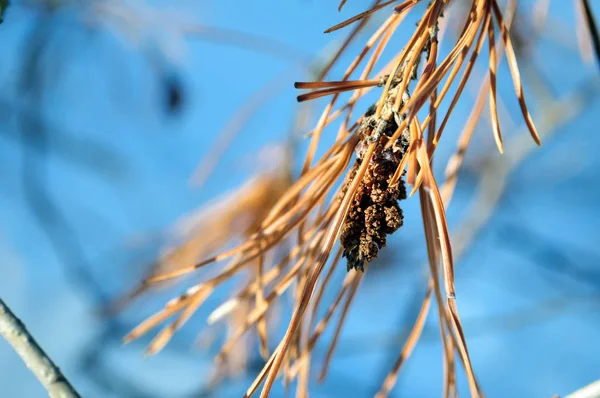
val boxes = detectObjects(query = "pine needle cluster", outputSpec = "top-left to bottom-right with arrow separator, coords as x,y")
119,1 -> 599,396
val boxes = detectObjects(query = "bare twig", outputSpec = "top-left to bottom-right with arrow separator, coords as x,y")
0,298 -> 81,398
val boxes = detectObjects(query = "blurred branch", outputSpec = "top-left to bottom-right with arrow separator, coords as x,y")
578,0 -> 600,69
0,298 -> 81,398
333,293 -> 600,357
90,2 -> 311,66
564,380 -> 600,398
0,0 -> 8,23
454,76 -> 600,260
0,100 -> 129,180
16,14 -> 117,309
498,222 -> 600,292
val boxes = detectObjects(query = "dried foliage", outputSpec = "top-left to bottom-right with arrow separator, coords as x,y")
111,153 -> 293,312
118,1 -> 595,397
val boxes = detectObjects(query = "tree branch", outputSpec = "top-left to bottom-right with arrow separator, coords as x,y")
564,379 -> 600,398
0,298 -> 81,398
0,0 -> 8,24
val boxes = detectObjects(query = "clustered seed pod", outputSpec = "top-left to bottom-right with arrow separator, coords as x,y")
340,130 -> 409,272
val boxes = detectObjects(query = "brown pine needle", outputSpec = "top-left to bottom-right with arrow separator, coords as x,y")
429,5 -> 491,148
443,0 -> 517,197
216,233 -> 325,362
146,286 -> 214,356
145,153 -> 344,284
308,273 -> 356,356
394,0 -> 421,14
122,298 -> 188,344
190,72 -> 294,187
301,13 -> 398,173
375,281 -> 433,398
487,6 -> 504,154
317,0 -> 386,82
492,0 -> 541,146
309,248 -> 343,332
578,0 -> 600,69
255,252 -> 269,359
418,150 -> 480,397
207,241 -> 311,326
317,274 -> 362,381
257,143 -> 377,398
296,81 -> 382,102
244,342 -> 282,398
420,186 -> 459,398
294,78 -> 383,89
325,0 -> 400,33
442,80 -> 487,201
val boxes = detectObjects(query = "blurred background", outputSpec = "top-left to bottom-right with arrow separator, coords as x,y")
1,1 -> 599,397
